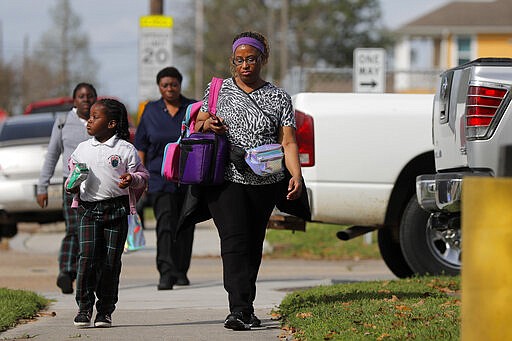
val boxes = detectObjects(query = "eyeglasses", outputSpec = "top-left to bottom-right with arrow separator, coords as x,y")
232,56 -> 260,66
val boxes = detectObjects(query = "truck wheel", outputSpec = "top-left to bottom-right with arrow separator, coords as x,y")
0,222 -> 18,238
399,195 -> 460,276
377,227 -> 414,278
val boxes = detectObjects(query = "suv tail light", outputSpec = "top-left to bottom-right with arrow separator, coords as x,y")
465,84 -> 508,139
295,110 -> 315,167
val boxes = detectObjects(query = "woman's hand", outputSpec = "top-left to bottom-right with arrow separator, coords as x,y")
203,115 -> 228,135
286,176 -> 302,200
280,126 -> 303,200
118,173 -> 133,189
36,193 -> 48,208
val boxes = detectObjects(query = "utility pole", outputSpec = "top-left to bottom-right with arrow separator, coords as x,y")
21,35 -> 29,110
279,0 -> 288,86
194,0 -> 204,99
150,0 -> 163,14
0,20 -> 3,65
265,2 -> 277,83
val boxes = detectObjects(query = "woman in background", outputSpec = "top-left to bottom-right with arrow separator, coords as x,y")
135,67 -> 197,290
37,83 -> 97,294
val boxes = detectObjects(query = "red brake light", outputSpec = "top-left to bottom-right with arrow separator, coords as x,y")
295,110 -> 315,167
468,86 -> 507,97
465,85 -> 508,139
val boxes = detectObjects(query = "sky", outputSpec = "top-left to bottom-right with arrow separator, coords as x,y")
0,0 -> 450,112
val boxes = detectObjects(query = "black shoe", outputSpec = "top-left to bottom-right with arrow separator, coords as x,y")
94,313 -> 112,328
157,282 -> 173,290
158,272 -> 178,290
249,313 -> 261,328
73,311 -> 91,327
157,277 -> 174,290
175,276 -> 190,286
224,312 -> 251,331
57,273 -> 73,294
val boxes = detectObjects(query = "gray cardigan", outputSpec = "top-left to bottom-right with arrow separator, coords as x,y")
37,108 -> 90,194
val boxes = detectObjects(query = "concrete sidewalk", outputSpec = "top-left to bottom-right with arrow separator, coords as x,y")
0,219 -> 395,340
8,219 -> 222,257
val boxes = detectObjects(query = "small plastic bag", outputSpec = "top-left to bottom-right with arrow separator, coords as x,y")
124,213 -> 145,252
66,163 -> 89,190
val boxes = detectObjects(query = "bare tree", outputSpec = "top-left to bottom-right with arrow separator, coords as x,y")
174,0 -> 391,91
24,0 -> 98,103
0,61 -> 17,114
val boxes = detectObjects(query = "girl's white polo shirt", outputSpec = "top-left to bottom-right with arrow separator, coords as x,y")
70,135 -> 142,202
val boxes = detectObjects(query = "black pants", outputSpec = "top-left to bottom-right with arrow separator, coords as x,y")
150,192 -> 195,281
205,181 -> 281,314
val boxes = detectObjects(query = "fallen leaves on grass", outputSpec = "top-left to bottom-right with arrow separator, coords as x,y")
37,311 -> 56,317
384,295 -> 400,302
376,333 -> 392,340
323,330 -> 338,340
271,311 -> 282,320
395,305 -> 412,312
412,299 -> 425,307
296,312 -> 313,319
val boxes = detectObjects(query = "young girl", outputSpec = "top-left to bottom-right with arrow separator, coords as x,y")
67,98 -> 149,328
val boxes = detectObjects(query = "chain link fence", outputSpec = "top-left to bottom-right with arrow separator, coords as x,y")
283,66 -> 443,95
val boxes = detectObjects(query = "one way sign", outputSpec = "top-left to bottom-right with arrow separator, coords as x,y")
353,48 -> 386,93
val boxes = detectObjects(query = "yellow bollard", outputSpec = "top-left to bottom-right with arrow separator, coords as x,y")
462,177 -> 512,341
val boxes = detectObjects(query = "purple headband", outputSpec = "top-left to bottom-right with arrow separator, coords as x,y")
232,37 -> 265,54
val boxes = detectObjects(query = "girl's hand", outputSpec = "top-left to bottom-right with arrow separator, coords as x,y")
66,186 -> 79,194
118,173 -> 133,189
286,176 -> 303,200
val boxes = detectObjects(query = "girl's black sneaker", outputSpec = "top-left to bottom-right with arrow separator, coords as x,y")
94,313 -> 112,328
73,311 -> 91,327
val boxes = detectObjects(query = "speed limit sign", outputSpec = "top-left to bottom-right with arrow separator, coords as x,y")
138,15 -> 174,102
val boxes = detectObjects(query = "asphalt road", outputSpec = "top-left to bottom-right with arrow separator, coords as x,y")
0,220 -> 395,340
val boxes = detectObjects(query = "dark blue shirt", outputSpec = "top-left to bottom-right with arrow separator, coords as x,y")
134,96 -> 196,193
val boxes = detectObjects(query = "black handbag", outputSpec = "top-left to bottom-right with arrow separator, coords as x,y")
229,144 -> 248,172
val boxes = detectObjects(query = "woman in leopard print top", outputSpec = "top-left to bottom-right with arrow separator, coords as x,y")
195,31 -> 303,331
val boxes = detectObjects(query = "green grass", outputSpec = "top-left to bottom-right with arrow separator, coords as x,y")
265,223 -> 381,260
276,276 -> 461,340
0,288 -> 50,332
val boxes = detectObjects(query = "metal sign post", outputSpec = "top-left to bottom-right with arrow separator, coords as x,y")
138,15 -> 174,103
353,48 -> 386,93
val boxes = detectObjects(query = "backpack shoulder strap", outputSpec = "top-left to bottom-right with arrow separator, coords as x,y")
208,77 -> 223,116
183,77 -> 223,135
184,101 -> 203,136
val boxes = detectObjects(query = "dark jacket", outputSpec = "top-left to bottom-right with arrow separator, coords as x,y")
175,171 -> 311,240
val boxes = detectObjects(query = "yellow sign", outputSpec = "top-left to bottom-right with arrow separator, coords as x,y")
139,15 -> 173,28
138,15 -> 174,101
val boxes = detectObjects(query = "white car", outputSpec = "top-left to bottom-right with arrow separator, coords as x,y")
0,113 -> 65,238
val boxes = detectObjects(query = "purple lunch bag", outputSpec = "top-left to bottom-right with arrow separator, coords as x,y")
178,132 -> 228,185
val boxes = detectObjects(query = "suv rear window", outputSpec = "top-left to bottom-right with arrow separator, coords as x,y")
0,114 -> 61,142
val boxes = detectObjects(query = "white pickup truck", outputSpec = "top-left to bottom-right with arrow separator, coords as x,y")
289,91 -> 436,278
289,58 -> 512,278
